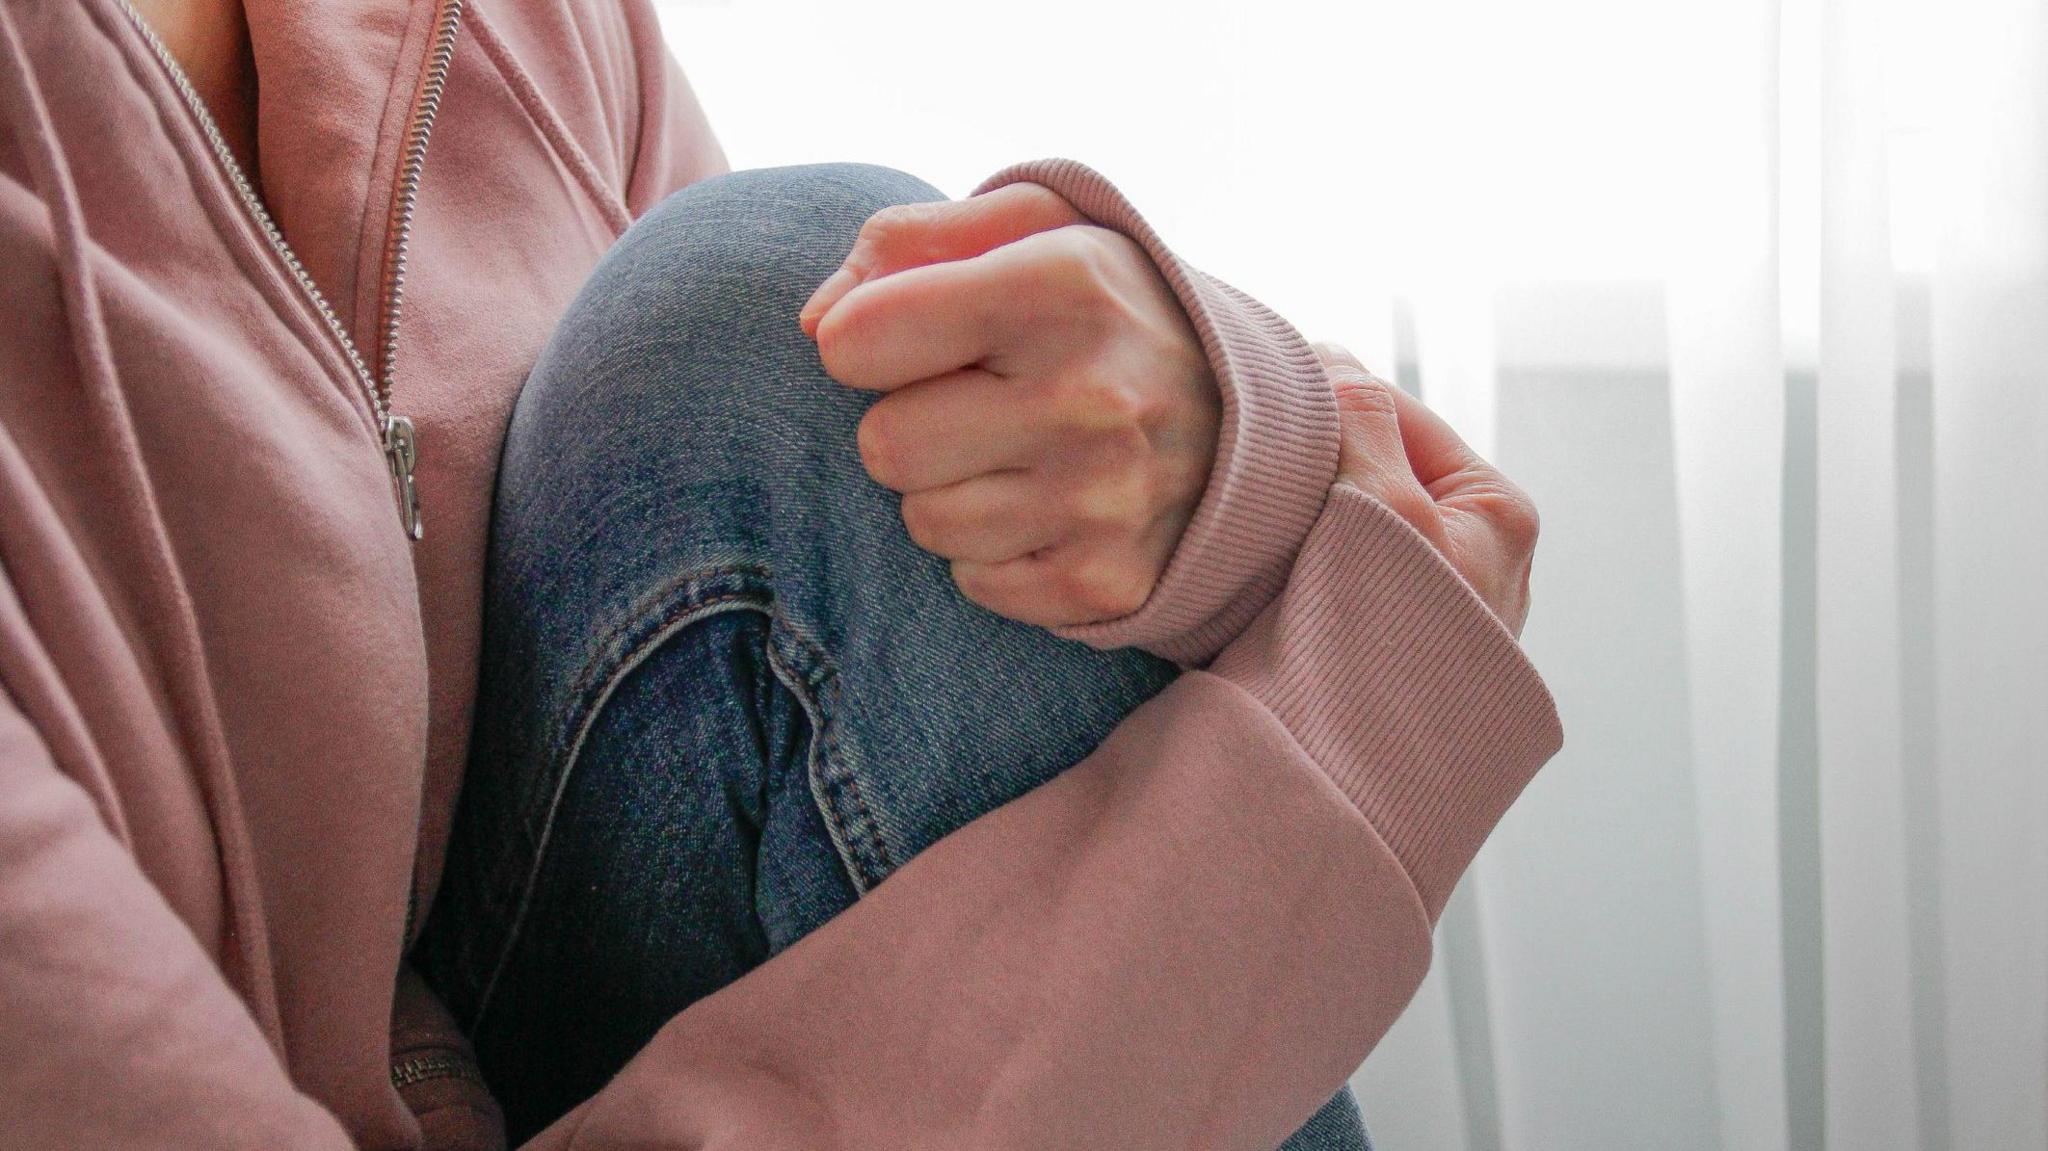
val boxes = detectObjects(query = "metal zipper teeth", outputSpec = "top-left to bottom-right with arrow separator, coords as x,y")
389,1050 -> 486,1091
116,0 -> 385,430
377,0 -> 464,396
118,1 -> 467,540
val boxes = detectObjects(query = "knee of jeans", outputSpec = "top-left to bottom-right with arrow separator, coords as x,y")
488,164 -> 957,688
532,162 -> 942,399
621,164 -> 945,318
636,163 -> 947,265
501,162 -> 948,504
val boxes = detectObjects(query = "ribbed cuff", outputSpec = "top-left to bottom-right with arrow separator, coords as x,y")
973,159 -> 1341,667
1210,485 -> 1565,922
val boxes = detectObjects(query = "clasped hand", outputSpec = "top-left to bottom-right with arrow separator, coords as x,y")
799,182 -> 1217,629
801,184 -> 1538,638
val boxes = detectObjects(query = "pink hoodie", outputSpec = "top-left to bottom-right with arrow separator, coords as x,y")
0,2 -> 1560,1148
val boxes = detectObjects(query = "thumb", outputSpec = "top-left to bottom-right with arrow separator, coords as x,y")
799,182 -> 1086,336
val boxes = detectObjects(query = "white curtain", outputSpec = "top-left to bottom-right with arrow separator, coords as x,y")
654,1 -> 2048,1145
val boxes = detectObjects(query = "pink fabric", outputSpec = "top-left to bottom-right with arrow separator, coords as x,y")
0,2 -> 1561,1148
976,160 -> 1343,666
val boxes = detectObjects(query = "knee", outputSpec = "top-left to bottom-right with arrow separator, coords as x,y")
546,162 -> 942,373
502,163 -> 946,488
489,165 -> 952,632
632,162 -> 946,278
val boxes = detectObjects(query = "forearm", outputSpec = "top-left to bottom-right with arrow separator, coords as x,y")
533,673 -> 1421,1150
534,482 -> 1559,1150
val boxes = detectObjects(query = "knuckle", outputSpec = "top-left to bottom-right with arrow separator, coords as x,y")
1066,472 -> 1152,534
1049,370 -> 1157,439
1019,229 -> 1122,346
1056,556 -> 1151,619
898,493 -> 946,550
855,202 -> 941,263
1496,485 -> 1542,551
1062,484 -> 1120,534
1382,482 -> 1439,538
859,202 -> 920,244
855,408 -> 903,488
1453,476 -> 1540,556
1097,380 -> 1157,432
1332,369 -> 1400,422
1041,227 -> 1112,295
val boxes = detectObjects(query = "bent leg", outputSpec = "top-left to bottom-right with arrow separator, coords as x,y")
417,164 -> 1369,1148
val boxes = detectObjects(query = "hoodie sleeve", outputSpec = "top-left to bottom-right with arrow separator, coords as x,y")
0,26 -> 1553,1149
527,494 -> 1561,1151
0,692 -> 357,1149
0,475 -> 1557,1151
973,159 -> 1343,667
584,56 -> 1563,1145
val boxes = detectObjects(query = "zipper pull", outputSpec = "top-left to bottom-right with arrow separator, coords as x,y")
383,414 -> 424,542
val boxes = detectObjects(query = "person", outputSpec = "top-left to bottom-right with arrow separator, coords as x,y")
0,2 -> 1561,1149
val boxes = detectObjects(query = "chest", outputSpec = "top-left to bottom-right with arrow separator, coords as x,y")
12,0 -> 631,954
125,0 -> 260,171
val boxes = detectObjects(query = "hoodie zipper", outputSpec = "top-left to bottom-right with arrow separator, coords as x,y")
390,1049 -> 486,1091
118,0 -> 465,541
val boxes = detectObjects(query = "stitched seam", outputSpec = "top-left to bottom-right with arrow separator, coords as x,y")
471,556 -> 917,1025
759,624 -> 896,893
534,563 -> 772,795
471,569 -> 769,1030
467,4 -> 634,236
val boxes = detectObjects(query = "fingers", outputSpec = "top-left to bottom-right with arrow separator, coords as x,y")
1330,367 -> 1407,483
799,188 -> 1218,630
812,239 -> 1033,390
813,227 -> 1110,391
856,370 -> 1058,491
1382,383 -> 1539,553
1316,343 -> 1540,636
951,547 -> 1155,629
1320,346 -> 1504,495
1312,341 -> 1366,373
1385,384 -> 1489,492
1324,354 -> 1441,541
799,182 -> 1086,336
898,472 -> 1061,563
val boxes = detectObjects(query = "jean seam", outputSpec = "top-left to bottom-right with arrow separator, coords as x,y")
758,620 -> 897,893
469,561 -> 902,1032
471,566 -> 772,1034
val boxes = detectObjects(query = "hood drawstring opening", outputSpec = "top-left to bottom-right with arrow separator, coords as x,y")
0,5 -> 287,1056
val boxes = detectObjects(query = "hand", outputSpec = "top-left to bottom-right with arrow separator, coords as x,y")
1314,344 -> 1539,636
799,183 -> 1221,628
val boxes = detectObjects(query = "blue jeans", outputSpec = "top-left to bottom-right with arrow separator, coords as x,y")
416,164 -> 1370,1150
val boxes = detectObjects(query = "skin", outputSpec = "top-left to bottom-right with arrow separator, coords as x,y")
1315,344 -> 1537,635
128,0 -> 260,178
130,0 -> 1539,635
801,190 -> 1539,634
799,184 -> 1222,627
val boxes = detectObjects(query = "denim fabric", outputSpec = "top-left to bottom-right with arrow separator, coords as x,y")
416,163 -> 1370,1150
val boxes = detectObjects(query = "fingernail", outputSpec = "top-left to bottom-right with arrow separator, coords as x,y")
799,266 -> 860,335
